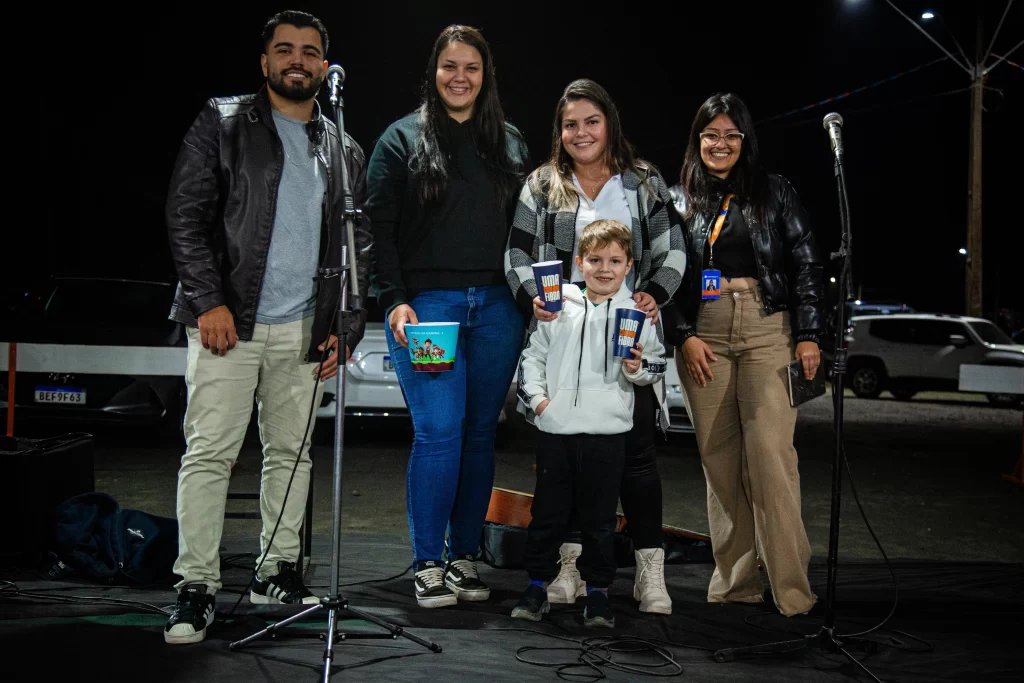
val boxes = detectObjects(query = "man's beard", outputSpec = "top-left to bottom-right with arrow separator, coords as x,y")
268,70 -> 324,103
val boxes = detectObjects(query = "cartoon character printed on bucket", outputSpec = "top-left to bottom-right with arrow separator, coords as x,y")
406,322 -> 460,372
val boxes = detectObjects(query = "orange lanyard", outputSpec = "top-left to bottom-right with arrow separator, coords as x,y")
707,193 -> 736,267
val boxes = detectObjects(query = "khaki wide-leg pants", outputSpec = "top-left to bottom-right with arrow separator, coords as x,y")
677,289 -> 815,616
173,317 -> 324,593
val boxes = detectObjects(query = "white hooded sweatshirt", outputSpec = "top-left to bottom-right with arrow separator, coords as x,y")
517,283 -> 667,436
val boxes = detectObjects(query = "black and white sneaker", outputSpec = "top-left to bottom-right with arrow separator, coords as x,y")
415,560 -> 458,608
164,584 -> 215,645
583,590 -> 615,629
444,554 -> 490,601
511,583 -> 550,622
251,561 -> 319,605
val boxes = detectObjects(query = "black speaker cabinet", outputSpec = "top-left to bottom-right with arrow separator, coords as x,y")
0,432 -> 95,566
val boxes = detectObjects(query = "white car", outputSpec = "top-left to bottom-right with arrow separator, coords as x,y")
318,323 -> 406,419
319,322 -> 694,433
1,278 -> 187,434
845,313 -> 1024,406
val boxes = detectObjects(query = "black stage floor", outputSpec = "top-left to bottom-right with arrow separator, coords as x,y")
2,533 -> 1021,682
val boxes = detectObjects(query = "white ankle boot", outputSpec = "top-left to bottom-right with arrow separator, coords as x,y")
634,547 -> 672,614
546,543 -> 586,604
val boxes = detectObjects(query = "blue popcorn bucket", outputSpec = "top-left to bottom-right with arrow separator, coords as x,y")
532,260 -> 563,313
406,322 -> 459,372
613,308 -> 646,359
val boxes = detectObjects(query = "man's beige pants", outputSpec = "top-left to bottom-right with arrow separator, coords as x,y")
173,318 -> 325,593
677,289 -> 815,616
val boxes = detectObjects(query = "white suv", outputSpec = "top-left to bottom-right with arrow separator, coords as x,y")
844,313 -> 1024,406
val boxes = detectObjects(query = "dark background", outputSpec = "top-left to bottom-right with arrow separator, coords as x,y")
16,0 -> 1024,329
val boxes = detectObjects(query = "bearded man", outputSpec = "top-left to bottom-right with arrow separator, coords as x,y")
162,9 -> 370,645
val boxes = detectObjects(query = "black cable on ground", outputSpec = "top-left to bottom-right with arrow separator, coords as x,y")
515,635 -> 691,681
835,442 -> 900,638
309,566 -> 411,589
0,580 -> 170,616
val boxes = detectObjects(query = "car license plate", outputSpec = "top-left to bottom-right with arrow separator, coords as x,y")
383,356 -> 394,372
34,387 -> 87,404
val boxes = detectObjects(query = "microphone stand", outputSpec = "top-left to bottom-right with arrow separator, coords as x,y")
710,120 -> 885,682
228,68 -> 441,682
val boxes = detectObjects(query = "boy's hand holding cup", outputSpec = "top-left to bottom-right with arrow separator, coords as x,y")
623,343 -> 643,374
532,260 -> 564,322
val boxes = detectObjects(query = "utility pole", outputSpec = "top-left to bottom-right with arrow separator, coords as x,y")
884,0 -> 1019,318
966,14 -> 984,318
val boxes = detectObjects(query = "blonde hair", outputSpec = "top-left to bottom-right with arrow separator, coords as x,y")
578,219 -> 633,261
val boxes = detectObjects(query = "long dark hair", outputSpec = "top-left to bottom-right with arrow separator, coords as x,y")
535,79 -> 651,210
414,25 -> 522,207
680,93 -> 769,223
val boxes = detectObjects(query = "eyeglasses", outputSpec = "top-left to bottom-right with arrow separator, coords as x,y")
700,131 -> 745,145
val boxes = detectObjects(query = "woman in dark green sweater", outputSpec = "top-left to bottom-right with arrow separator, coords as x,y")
366,25 -> 528,609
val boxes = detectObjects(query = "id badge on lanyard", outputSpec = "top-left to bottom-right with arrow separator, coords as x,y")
702,193 -> 736,300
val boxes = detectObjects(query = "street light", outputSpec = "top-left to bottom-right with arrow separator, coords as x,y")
959,248 -> 968,255
881,0 -> 1019,319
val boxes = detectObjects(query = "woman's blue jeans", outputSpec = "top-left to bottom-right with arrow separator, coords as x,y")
384,286 -> 524,566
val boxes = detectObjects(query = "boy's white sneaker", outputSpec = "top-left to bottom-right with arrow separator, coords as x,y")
547,543 -> 587,604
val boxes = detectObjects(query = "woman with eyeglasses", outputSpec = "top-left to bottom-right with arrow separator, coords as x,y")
505,78 -> 685,616
665,93 -> 824,617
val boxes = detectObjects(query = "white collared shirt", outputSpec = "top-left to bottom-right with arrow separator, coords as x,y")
570,174 -> 634,288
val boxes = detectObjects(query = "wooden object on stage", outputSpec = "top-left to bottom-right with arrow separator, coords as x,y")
485,486 -> 711,544
485,487 -> 534,529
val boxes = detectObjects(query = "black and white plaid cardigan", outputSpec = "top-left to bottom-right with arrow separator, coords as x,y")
504,164 -> 686,321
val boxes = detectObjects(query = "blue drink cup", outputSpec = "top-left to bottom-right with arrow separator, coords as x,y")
613,308 -> 646,359
532,261 -> 563,313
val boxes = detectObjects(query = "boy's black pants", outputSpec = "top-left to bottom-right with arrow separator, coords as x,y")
564,384 -> 664,550
524,431 -> 626,588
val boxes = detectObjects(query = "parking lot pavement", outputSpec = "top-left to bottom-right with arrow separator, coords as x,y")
68,388 -> 1024,564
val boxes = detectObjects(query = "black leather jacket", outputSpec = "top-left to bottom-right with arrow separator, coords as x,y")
166,86 -> 370,360
665,174 -> 824,347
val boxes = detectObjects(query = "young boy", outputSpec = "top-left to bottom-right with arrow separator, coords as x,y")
511,219 -> 666,628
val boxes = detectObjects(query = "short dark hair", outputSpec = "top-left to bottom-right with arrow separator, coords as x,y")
262,10 -> 329,55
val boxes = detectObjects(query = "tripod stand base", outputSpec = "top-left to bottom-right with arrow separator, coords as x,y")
228,595 -> 442,654
714,626 -> 883,683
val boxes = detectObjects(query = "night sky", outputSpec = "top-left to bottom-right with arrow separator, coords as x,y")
20,0 -> 1024,326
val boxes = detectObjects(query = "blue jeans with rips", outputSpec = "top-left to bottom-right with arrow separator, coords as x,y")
384,286 -> 525,566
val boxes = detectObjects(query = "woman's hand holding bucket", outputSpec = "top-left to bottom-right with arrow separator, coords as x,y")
388,304 -> 419,348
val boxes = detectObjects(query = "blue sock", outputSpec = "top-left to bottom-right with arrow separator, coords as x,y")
529,579 -> 547,590
586,586 -> 608,596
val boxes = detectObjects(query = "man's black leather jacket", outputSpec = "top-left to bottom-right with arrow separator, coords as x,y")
166,85 -> 370,360
665,174 -> 824,347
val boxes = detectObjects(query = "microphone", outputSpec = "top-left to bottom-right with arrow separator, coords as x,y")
326,64 -> 345,106
822,112 -> 844,162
